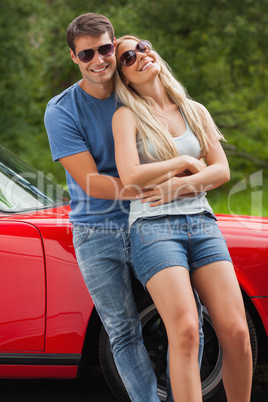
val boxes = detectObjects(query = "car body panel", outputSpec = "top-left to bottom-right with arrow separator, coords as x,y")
0,208 -> 267,362
251,297 -> 268,336
0,207 -> 95,356
217,215 -> 268,336
0,364 -> 78,378
0,221 -> 45,351
218,215 -> 268,298
0,146 -> 267,382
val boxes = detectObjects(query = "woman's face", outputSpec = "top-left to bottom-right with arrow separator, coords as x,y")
117,39 -> 160,89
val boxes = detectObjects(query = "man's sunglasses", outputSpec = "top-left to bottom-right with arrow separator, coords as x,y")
77,43 -> 114,63
119,40 -> 152,68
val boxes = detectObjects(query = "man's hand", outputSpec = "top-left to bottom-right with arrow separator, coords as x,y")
136,176 -> 199,207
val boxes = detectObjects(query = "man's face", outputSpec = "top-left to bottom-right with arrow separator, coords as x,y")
71,32 -> 117,90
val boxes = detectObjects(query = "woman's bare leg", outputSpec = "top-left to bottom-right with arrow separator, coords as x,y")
146,266 -> 202,402
192,261 -> 252,402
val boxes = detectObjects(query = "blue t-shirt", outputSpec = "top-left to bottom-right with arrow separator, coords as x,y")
44,82 -> 130,229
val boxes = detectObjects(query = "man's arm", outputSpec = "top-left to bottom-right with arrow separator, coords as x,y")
59,150 -> 138,200
137,136 -> 230,207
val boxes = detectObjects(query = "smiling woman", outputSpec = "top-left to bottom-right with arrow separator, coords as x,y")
112,34 -> 254,402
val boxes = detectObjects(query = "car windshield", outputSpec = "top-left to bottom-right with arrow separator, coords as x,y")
0,146 -> 69,212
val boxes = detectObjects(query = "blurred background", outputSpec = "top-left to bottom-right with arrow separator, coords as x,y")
0,0 -> 267,216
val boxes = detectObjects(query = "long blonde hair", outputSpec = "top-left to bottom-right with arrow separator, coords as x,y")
115,35 -> 225,161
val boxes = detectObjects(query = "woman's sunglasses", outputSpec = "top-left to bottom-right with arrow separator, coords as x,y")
77,43 -> 114,63
119,40 -> 152,68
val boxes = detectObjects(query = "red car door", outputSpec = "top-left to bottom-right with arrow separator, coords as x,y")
0,221 -> 45,351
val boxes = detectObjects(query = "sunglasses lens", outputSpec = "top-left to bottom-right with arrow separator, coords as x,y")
119,41 -> 152,67
78,43 -> 114,63
136,41 -> 151,53
98,43 -> 114,57
120,51 -> 137,66
78,49 -> 94,63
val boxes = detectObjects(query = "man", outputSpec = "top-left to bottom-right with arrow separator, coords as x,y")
44,12 -> 203,401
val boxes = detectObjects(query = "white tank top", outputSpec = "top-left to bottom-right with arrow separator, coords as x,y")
129,110 -> 213,226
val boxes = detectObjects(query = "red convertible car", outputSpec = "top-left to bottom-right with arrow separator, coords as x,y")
0,145 -> 267,401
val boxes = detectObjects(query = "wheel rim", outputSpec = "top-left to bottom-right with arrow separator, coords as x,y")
139,304 -> 223,401
139,304 -> 167,400
201,308 -> 223,397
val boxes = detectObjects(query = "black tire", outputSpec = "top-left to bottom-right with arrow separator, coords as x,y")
99,326 -> 130,401
99,292 -> 258,401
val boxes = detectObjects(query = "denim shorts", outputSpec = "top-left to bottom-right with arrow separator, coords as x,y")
130,213 -> 232,288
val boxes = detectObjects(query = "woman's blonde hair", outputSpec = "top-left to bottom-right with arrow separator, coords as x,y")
115,35 -> 225,161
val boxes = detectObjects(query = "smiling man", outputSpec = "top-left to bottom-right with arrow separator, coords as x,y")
44,13 -> 161,402
70,33 -> 116,95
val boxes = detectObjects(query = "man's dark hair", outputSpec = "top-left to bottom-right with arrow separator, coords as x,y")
66,13 -> 115,53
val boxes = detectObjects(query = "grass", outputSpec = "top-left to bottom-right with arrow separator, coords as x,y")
206,165 -> 268,218
207,187 -> 268,217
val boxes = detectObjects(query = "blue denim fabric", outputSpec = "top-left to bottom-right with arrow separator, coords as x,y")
130,213 -> 232,288
72,225 -> 204,401
72,226 -> 160,402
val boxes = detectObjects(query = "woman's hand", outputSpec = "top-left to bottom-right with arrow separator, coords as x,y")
183,156 -> 207,175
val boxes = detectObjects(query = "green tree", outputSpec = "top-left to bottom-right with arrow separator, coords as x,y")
0,0 -> 267,210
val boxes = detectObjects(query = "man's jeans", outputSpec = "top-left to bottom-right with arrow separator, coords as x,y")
73,226 -> 204,401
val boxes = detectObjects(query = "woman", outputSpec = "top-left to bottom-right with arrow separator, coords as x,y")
112,35 -> 252,401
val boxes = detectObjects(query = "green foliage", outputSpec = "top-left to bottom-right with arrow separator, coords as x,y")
0,0 -> 267,213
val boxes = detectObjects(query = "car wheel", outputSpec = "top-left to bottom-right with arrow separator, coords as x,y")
99,318 -> 130,401
99,292 -> 258,401
202,307 -> 258,401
